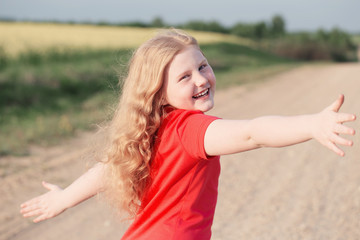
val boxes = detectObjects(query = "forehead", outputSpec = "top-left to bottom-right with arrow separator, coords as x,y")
167,46 -> 205,76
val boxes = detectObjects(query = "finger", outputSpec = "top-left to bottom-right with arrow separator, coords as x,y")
336,113 -> 357,123
20,203 -> 42,214
22,209 -> 44,218
328,94 -> 344,112
21,203 -> 44,215
33,214 -> 49,223
334,124 -> 356,136
20,197 -> 41,209
330,133 -> 353,147
325,141 -> 345,157
21,198 -> 37,207
42,181 -> 59,191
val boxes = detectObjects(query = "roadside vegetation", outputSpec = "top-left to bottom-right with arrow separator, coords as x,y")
0,39 -> 296,156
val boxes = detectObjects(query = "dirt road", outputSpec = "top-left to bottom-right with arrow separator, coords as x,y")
1,63 -> 359,240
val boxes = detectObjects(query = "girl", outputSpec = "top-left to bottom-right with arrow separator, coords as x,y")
20,29 -> 356,240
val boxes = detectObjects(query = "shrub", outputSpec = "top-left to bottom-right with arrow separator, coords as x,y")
151,16 -> 165,28
327,28 -> 357,61
181,20 -> 229,34
270,15 -> 286,37
231,23 -> 257,39
268,29 -> 357,62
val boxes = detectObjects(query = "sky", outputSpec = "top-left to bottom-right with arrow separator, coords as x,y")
1,0 -> 359,33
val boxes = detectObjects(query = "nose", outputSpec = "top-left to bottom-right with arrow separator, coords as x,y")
194,71 -> 208,87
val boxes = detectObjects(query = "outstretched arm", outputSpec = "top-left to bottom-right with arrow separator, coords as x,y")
20,162 -> 106,223
205,94 -> 356,156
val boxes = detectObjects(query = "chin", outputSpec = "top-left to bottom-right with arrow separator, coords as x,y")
198,103 -> 214,112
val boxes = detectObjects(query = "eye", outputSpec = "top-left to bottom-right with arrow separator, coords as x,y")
199,64 -> 208,71
179,74 -> 190,81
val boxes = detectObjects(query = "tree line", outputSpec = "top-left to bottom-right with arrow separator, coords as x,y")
148,15 -> 357,62
100,15 -> 358,62
1,15 -> 357,62
117,15 -> 286,39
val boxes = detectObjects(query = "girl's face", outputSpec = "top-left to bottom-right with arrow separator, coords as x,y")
163,46 -> 216,112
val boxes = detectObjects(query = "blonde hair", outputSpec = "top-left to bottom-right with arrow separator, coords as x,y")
104,29 -> 198,217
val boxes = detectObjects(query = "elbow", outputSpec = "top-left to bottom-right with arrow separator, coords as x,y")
245,120 -> 268,149
247,135 -> 264,149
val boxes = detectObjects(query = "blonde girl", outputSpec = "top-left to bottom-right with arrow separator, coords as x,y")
20,29 -> 356,240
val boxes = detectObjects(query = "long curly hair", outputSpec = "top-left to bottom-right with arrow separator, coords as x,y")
104,29 -> 198,217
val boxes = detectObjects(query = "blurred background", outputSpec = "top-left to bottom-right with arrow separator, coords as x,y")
0,1 -> 359,239
0,0 -> 359,156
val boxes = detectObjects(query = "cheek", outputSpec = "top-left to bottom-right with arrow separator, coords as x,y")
206,67 -> 216,82
166,85 -> 185,104
207,72 -> 216,86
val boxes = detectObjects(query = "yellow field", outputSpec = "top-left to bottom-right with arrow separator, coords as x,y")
0,22 -> 250,56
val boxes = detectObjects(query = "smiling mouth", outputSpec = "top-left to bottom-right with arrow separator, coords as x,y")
192,89 -> 209,99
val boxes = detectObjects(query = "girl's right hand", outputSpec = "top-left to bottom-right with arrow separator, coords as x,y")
20,181 -> 67,223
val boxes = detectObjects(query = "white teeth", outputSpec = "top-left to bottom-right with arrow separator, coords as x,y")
193,89 -> 209,98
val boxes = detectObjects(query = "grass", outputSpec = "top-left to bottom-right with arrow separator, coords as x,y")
0,48 -> 125,155
0,23 -> 299,156
202,42 -> 298,88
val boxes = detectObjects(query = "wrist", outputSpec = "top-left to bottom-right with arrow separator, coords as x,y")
57,189 -> 73,209
308,113 -> 320,140
61,184 -> 99,209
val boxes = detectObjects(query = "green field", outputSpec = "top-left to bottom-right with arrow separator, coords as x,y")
0,23 -> 299,156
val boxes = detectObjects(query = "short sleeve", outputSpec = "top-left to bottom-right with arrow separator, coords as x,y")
174,110 -> 219,160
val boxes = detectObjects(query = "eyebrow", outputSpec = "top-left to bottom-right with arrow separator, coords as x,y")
175,58 -> 208,80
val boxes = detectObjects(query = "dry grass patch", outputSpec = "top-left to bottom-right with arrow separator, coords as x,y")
0,22 -> 251,56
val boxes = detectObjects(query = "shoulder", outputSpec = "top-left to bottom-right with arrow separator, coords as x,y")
164,108 -> 218,124
160,108 -> 219,138
157,109 -> 220,160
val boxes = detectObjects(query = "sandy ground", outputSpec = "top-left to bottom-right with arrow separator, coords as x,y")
1,62 -> 360,240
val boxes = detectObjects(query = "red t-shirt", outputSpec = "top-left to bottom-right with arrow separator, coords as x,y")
121,109 -> 221,240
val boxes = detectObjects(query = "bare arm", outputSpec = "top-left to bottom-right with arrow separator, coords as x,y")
20,162 -> 106,223
205,94 -> 356,156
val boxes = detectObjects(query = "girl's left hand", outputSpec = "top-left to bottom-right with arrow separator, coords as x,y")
20,181 -> 67,223
312,94 -> 356,156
